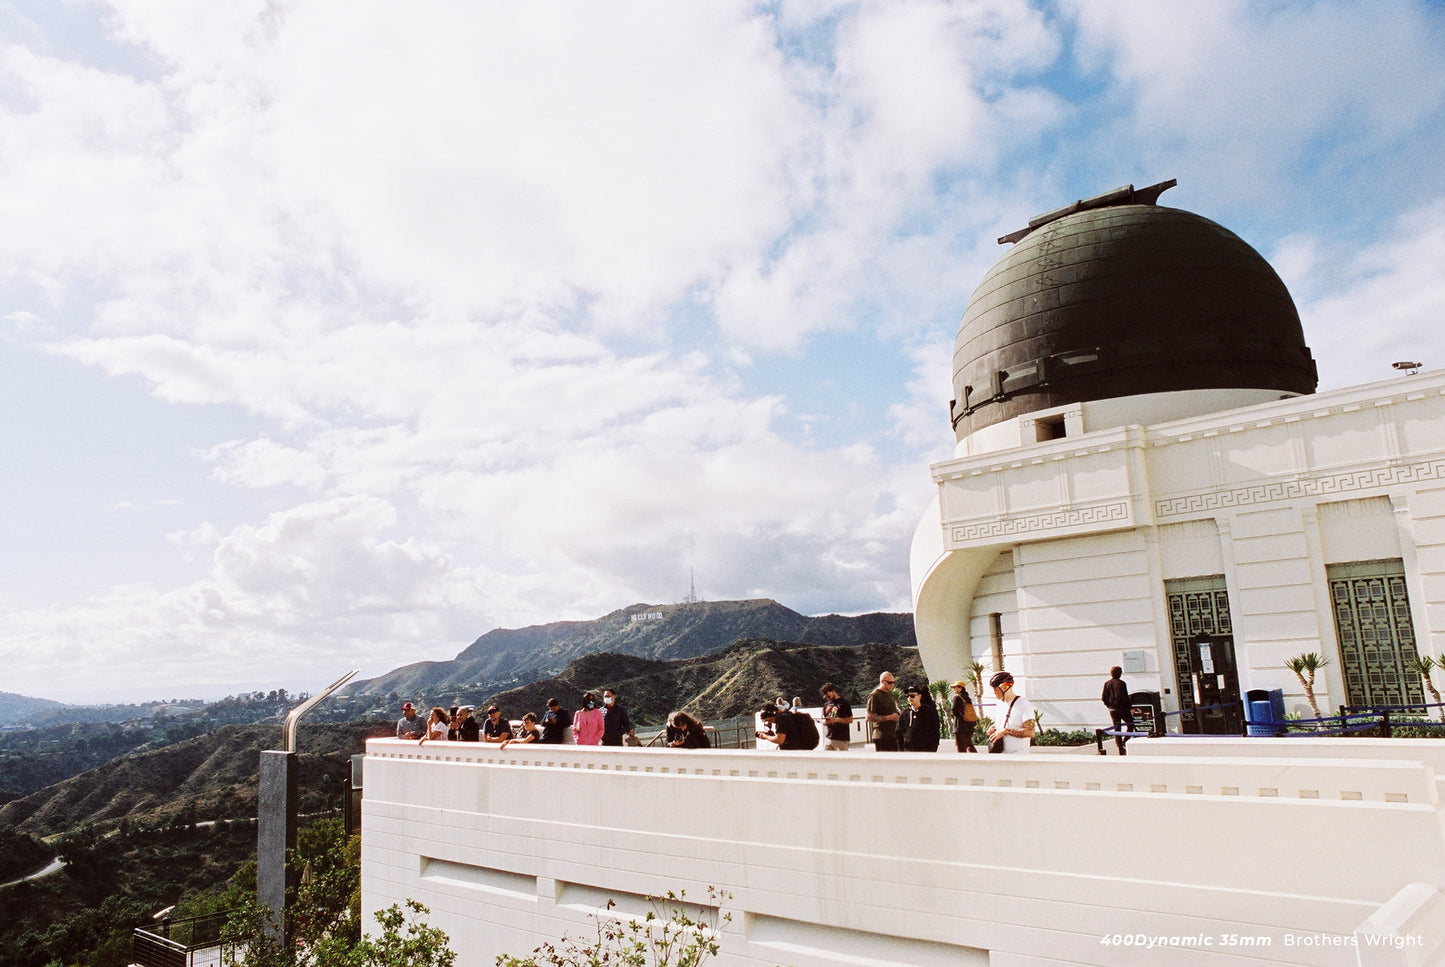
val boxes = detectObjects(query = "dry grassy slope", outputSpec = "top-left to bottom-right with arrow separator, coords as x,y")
479,638 -> 925,727
0,721 -> 380,837
358,599 -> 915,700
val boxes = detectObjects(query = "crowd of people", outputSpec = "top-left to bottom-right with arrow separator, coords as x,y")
392,669 -> 1046,755
395,688 -> 640,747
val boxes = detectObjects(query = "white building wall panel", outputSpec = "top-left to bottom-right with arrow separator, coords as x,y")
967,551 -> 1016,668
1223,431 -> 1302,481
1305,407 -> 1392,469
1317,496 -> 1400,563
1009,533 -> 1158,723
362,741 -> 1445,967
1156,519 -> 1225,579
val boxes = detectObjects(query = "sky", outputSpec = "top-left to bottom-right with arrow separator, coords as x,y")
2,0 -> 1444,703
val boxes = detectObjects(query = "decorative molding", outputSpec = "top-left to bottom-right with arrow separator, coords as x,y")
948,499 -> 1131,545
1157,519 -> 1221,540
1316,496 -> 1392,521
1154,459 -> 1445,519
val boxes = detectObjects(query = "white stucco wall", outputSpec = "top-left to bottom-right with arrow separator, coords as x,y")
361,739 -> 1445,967
913,371 -> 1445,726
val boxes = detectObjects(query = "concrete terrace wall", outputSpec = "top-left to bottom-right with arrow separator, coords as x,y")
361,739 -> 1445,966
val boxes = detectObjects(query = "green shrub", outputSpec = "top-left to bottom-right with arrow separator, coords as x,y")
497,888 -> 730,967
1032,728 -> 1096,747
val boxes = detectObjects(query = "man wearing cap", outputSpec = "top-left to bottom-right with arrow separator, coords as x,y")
986,672 -> 1035,753
866,671 -> 902,751
950,682 -> 978,753
396,702 -> 425,740
481,706 -> 512,743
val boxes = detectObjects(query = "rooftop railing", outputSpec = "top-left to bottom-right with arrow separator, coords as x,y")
132,910 -> 237,967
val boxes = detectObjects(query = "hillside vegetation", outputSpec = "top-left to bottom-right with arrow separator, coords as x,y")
484,638 -> 923,726
0,720 -> 377,838
356,598 -> 915,704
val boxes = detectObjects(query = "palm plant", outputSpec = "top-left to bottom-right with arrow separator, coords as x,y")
968,660 -> 986,711
929,680 -> 952,737
1407,654 -> 1444,720
1284,652 -> 1329,729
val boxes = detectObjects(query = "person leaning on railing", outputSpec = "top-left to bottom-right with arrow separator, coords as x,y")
666,711 -> 710,748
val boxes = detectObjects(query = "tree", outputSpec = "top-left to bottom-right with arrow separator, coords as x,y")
1284,652 -> 1329,728
1408,654 -> 1444,720
221,819 -> 454,967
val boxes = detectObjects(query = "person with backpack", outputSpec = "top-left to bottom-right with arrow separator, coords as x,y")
756,703 -> 819,750
950,681 -> 978,753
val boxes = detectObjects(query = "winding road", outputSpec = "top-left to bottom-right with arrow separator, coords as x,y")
0,855 -> 65,889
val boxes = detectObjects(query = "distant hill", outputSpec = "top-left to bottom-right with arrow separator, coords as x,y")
463,637 -> 924,728
0,691 -> 67,726
354,598 -> 915,703
0,720 -> 378,837
0,636 -> 920,836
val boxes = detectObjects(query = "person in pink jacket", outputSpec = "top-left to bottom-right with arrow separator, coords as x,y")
572,692 -> 606,745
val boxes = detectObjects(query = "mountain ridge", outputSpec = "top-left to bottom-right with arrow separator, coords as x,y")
352,598 -> 916,702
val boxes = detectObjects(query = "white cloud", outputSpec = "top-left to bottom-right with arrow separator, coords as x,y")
1295,198 -> 1445,389
1062,0 -> 1445,211
2,1 -> 1444,701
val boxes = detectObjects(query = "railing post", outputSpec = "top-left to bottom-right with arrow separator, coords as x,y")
1381,710 -> 1392,738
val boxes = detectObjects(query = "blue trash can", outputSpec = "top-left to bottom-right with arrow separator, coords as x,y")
1245,688 -> 1285,736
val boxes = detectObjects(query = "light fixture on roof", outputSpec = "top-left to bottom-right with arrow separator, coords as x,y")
1392,361 -> 1422,375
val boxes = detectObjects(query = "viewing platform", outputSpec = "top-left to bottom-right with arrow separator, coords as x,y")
360,737 -> 1445,966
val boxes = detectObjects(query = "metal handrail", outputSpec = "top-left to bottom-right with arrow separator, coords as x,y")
284,669 -> 359,752
133,910 -> 238,967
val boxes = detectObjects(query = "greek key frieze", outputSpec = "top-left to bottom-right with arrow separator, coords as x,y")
1153,459 -> 1445,519
948,500 -> 1131,545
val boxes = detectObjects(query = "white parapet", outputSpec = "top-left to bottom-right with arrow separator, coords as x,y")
361,739 -> 1445,966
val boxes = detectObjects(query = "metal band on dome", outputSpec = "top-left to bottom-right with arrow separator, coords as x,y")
997,178 -> 1177,245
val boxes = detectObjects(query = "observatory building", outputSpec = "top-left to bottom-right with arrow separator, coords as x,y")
361,184 -> 1445,966
912,179 -> 1444,731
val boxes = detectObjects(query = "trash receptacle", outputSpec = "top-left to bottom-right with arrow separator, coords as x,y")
1245,688 -> 1285,736
1129,690 -> 1164,737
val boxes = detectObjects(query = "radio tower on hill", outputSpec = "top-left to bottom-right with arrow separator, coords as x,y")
684,568 -> 699,605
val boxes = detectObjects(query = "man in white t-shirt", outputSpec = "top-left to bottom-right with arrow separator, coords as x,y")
987,671 -> 1035,753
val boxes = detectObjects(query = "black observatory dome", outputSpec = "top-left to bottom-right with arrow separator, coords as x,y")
950,180 -> 1317,441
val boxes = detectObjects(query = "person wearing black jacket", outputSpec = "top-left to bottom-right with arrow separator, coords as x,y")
902,686 -> 940,752
540,698 -> 572,744
455,706 -> 480,742
601,688 -> 636,746
756,705 -> 818,750
666,711 -> 710,748
1102,666 -> 1134,754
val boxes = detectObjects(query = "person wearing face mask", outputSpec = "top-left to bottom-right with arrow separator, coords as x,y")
600,688 -> 636,746
572,692 -> 606,746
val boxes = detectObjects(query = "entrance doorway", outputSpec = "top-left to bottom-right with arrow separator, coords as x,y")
1328,559 -> 1423,708
1166,576 -> 1243,733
